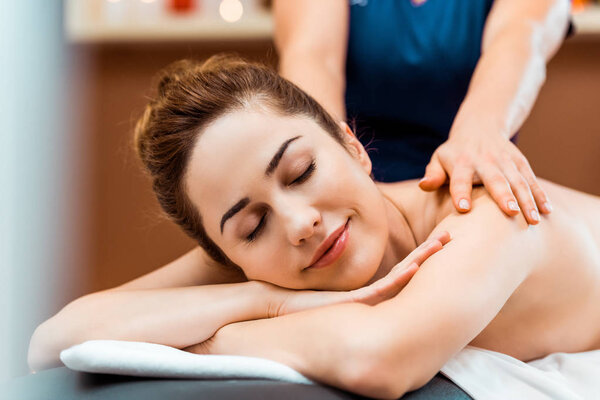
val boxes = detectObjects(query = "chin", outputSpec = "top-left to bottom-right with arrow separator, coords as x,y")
329,255 -> 383,291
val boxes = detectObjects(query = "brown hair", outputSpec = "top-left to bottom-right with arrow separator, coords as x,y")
134,54 -> 345,269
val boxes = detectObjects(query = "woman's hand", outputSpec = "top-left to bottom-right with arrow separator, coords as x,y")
185,232 -> 451,357
268,231 -> 451,317
419,133 -> 552,225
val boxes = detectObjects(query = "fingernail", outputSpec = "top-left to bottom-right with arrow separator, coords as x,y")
543,202 -> 553,213
419,177 -> 428,184
508,201 -> 520,211
458,199 -> 470,211
530,209 -> 540,222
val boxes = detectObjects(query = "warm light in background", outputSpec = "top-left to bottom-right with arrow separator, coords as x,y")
219,0 -> 243,23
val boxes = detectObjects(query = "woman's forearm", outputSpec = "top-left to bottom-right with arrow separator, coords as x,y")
189,302 -> 387,396
27,280 -> 272,372
451,0 -> 569,140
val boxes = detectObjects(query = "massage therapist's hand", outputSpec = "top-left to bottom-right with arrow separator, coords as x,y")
269,231 -> 451,317
419,132 -> 552,225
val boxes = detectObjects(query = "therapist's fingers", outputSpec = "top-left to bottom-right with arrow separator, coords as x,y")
449,163 -> 475,213
476,163 -> 521,217
501,159 -> 540,225
513,155 -> 552,214
419,154 -> 447,191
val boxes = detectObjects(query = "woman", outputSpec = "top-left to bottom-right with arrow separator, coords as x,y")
274,0 -> 571,224
28,57 -> 600,399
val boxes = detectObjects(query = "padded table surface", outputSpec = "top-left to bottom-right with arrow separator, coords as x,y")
3,368 -> 472,400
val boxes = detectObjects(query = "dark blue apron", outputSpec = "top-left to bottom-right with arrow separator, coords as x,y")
346,0 -> 495,181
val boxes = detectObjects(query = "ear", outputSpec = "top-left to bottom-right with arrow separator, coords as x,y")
339,121 -> 372,175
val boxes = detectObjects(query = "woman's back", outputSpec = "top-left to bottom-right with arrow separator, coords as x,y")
383,179 -> 600,361
470,180 -> 600,360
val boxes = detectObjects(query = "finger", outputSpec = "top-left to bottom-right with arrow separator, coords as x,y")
402,239 -> 443,268
427,230 -> 452,246
419,156 -> 447,191
476,163 -> 520,217
449,164 -> 474,213
356,238 -> 447,306
514,156 -> 552,214
382,262 -> 419,293
361,263 -> 419,305
501,160 -> 540,225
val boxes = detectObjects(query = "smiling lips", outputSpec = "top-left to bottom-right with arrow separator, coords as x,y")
305,219 -> 350,270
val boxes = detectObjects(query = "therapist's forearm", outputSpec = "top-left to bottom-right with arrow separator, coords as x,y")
279,51 -> 347,121
451,2 -> 569,140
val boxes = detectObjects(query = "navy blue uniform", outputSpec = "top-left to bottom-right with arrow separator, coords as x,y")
346,0 -> 495,181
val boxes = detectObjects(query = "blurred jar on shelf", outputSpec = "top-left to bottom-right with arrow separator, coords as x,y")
95,0 -> 268,25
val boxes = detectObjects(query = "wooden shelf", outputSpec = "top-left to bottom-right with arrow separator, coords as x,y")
64,1 -> 600,43
65,0 -> 273,43
573,5 -> 600,34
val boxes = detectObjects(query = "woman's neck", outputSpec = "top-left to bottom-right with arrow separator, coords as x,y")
366,182 -> 445,284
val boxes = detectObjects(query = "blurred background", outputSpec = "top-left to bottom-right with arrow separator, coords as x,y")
1,0 -> 599,381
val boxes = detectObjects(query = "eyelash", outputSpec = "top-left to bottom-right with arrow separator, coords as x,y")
289,160 -> 316,185
245,160 -> 317,243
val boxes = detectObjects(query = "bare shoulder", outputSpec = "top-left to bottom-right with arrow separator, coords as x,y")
376,181 -> 510,244
437,186 -> 530,239
376,180 -> 452,242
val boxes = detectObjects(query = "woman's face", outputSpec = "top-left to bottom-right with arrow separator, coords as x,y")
185,106 -> 390,290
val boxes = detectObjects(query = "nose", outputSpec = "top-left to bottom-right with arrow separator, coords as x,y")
276,195 -> 321,246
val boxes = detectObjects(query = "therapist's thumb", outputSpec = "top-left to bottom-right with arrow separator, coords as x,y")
419,157 -> 447,191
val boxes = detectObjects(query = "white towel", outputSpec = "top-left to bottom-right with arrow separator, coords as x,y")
60,340 -> 313,384
441,345 -> 600,400
61,340 -> 600,399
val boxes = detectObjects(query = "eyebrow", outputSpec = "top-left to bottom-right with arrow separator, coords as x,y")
265,135 -> 301,176
220,135 -> 302,234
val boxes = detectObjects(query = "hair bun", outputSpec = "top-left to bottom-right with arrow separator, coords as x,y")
155,55 -> 252,99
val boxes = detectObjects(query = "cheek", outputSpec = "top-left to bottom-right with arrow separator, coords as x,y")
230,242 -> 294,283
317,152 -> 367,199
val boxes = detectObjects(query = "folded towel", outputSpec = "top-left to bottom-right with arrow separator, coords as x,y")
441,346 -> 600,400
62,340 -> 600,399
60,340 -> 313,384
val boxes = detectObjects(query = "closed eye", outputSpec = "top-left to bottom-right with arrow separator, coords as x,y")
246,213 -> 267,243
245,160 -> 316,244
289,160 -> 316,185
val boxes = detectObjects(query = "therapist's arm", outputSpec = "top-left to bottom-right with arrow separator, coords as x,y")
420,0 -> 570,224
273,0 -> 348,121
187,200 -> 540,399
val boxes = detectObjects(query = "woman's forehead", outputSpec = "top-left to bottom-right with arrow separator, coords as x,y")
190,110 -> 318,180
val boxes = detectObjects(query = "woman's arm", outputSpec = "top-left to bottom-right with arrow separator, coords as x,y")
28,235 -> 446,372
273,0 -> 348,121
189,197 -> 541,399
27,281 -> 277,372
420,0 -> 570,223
27,246 -> 254,371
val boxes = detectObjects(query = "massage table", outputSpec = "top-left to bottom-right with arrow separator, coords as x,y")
3,368 -> 470,400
